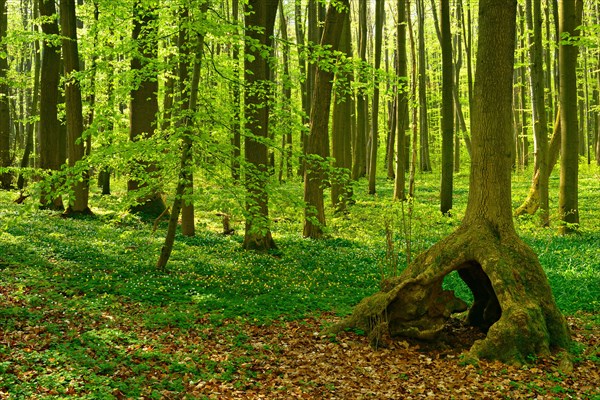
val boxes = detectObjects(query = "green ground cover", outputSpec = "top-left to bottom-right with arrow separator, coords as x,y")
0,164 -> 598,398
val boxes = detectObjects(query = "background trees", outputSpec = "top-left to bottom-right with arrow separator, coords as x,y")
0,0 -> 598,245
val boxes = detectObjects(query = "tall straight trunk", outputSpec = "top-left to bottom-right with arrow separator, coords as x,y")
393,0 -> 408,201
526,0 -> 549,226
331,11 -> 353,212
128,0 -> 166,217
351,0 -> 368,180
460,0 -> 473,117
60,0 -> 91,215
0,0 -> 11,189
439,0 -> 453,214
243,0 -> 278,250
416,0 -> 431,172
295,0 -> 309,177
278,0 -> 293,182
518,6 -> 530,169
230,0 -> 241,182
407,0 -> 418,198
544,0 -> 554,121
303,0 -> 349,239
367,0 -> 384,194
38,0 -> 64,210
558,0 -> 583,234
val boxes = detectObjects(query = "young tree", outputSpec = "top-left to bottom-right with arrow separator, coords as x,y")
303,0 -> 349,239
558,0 -> 583,234
38,0 -> 64,210
333,0 -> 570,364
242,0 -> 278,251
416,0 -> 431,172
128,0 -> 166,217
0,0 -> 11,189
60,0 -> 91,215
367,0 -> 384,195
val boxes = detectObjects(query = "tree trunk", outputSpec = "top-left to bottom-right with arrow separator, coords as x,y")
416,0 -> 431,172
331,10 -> 353,213
38,0 -> 64,210
128,0 -> 166,218
60,0 -> 91,216
0,0 -> 11,189
515,109 -> 561,217
393,0 -> 408,201
332,0 -> 570,365
367,0 -> 384,195
558,0 -> 583,234
525,0 -> 550,226
243,0 -> 278,251
440,0 -> 453,214
303,0 -> 349,239
294,0 -> 309,177
351,0 -> 368,180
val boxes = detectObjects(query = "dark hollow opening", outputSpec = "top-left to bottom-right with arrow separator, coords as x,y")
457,261 -> 502,332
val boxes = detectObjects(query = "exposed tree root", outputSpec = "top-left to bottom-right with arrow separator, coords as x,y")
330,223 -> 570,365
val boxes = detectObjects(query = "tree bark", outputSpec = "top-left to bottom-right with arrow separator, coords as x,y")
243,0 -> 278,251
333,0 -> 570,365
393,0 -> 408,201
524,0 -> 550,226
440,0 -> 453,214
416,0 -> 431,172
128,0 -> 166,218
303,0 -> 349,239
558,0 -> 583,234
0,0 -> 11,189
331,10 -> 353,213
60,0 -> 91,216
351,0 -> 368,180
367,0 -> 384,195
38,0 -> 64,210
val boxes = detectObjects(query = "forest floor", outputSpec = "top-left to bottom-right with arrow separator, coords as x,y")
1,283 -> 598,399
1,166 -> 599,398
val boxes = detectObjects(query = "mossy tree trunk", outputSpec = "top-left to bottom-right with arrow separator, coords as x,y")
333,0 -> 570,365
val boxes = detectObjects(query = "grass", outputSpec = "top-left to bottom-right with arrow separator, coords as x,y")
0,162 -> 599,397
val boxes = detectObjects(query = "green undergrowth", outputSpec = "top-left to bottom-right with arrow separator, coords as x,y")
1,164 -> 599,396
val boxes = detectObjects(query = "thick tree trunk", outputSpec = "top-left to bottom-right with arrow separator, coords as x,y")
440,0 -> 453,214
38,0 -> 64,210
128,0 -> 166,218
303,0 -> 349,239
333,0 -> 569,365
393,0 -> 408,201
558,0 -> 583,234
60,0 -> 91,216
243,0 -> 278,251
331,11 -> 353,213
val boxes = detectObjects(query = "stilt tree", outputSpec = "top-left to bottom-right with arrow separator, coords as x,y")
331,0 -> 570,364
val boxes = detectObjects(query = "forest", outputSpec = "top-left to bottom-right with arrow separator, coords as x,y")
0,0 -> 599,398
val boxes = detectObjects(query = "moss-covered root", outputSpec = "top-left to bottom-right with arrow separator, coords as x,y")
469,304 -> 570,365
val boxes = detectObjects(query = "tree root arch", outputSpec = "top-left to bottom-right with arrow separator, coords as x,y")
332,224 -> 570,364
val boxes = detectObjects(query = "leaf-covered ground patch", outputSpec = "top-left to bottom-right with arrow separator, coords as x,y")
1,285 -> 598,399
